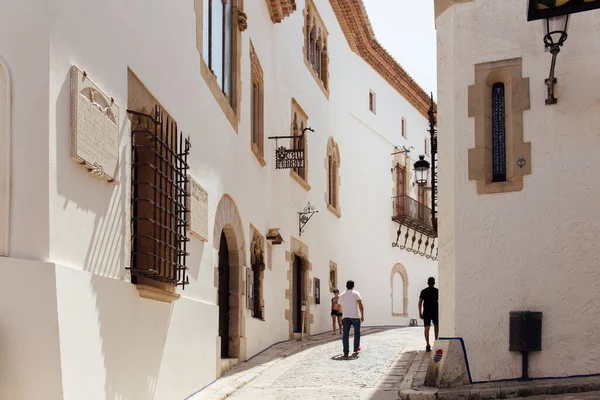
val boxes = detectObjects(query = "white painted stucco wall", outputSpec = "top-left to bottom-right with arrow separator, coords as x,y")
437,0 -> 600,382
0,0 -> 437,398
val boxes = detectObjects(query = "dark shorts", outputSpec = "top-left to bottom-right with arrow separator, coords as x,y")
331,310 -> 342,317
423,312 -> 439,326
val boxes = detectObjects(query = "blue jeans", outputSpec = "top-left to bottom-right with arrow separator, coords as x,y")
342,318 -> 361,354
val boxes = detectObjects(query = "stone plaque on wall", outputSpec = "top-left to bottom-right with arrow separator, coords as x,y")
187,176 -> 209,241
70,65 -> 120,183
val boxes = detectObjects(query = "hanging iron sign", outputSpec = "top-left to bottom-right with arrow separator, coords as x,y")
268,127 -> 314,170
276,146 -> 305,169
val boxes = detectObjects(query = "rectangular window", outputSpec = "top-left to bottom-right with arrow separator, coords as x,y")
250,43 -> 264,164
402,118 -> 407,138
203,0 -> 233,104
130,106 -> 191,289
395,165 -> 405,216
369,91 -> 376,114
492,83 -> 506,182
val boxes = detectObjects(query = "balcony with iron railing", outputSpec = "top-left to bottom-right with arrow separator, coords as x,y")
391,195 -> 435,237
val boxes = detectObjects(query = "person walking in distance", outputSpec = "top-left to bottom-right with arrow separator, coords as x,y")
331,289 -> 343,335
338,280 -> 364,357
419,277 -> 439,352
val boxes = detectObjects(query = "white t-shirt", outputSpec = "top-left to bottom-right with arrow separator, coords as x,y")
338,289 -> 362,319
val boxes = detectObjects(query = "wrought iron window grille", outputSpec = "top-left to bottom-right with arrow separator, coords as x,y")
492,83 -> 507,182
128,106 -> 191,289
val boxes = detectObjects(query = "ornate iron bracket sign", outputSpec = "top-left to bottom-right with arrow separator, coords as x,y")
268,127 -> 314,170
298,202 -> 318,236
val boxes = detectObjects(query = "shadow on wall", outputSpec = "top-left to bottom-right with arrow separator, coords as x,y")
55,68 -> 126,279
90,274 -> 173,399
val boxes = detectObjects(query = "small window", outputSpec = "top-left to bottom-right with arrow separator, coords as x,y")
326,137 -> 340,214
250,43 -> 265,165
402,117 -> 407,138
369,91 -> 376,114
491,82 -> 506,182
329,261 -> 338,292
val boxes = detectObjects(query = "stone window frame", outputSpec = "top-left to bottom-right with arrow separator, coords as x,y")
249,224 -> 266,321
290,98 -> 311,191
194,0 -> 246,133
369,90 -> 376,114
127,69 -> 184,303
467,58 -> 531,195
249,41 -> 266,167
325,137 -> 341,218
329,261 -> 338,292
391,263 -> 409,317
302,0 -> 330,99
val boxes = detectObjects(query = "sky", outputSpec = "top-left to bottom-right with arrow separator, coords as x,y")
362,0 -> 437,99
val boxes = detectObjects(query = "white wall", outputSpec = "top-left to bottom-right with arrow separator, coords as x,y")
0,0 -> 437,397
437,0 -> 600,381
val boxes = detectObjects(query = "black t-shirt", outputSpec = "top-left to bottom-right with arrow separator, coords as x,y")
419,287 -> 439,315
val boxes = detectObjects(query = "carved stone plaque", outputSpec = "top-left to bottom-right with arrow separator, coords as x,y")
187,176 -> 209,241
70,65 -> 120,183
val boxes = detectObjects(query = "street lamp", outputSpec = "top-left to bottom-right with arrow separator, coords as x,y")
414,155 -> 430,187
543,15 -> 569,105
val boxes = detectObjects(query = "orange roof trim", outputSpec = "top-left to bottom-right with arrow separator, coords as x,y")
329,0 -> 435,119
265,0 -> 297,23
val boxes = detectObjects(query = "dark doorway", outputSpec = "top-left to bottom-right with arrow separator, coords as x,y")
218,231 -> 230,358
292,256 -> 304,333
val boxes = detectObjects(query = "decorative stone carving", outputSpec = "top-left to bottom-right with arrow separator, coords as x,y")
187,176 -> 209,241
265,0 -> 297,23
70,65 -> 120,183
237,10 -> 248,31
250,231 -> 265,271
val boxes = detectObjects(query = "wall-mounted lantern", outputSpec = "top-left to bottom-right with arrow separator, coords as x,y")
543,15 -> 569,105
414,155 -> 430,187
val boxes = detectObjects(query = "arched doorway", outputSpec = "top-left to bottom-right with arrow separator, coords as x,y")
391,263 -> 409,317
213,195 -> 246,375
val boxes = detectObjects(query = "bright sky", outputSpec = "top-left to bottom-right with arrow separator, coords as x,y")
362,0 -> 437,100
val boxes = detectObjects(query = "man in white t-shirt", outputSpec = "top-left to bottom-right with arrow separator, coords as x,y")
338,280 -> 365,357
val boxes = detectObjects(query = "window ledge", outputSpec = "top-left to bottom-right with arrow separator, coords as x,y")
136,284 -> 181,303
303,58 -> 330,100
327,203 -> 341,218
476,177 -> 523,195
290,170 -> 311,191
200,60 -> 239,133
251,143 -> 267,167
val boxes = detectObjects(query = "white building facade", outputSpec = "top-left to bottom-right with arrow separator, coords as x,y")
436,0 -> 600,383
0,0 -> 437,398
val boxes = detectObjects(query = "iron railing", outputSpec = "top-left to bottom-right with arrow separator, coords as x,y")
128,106 -> 191,288
392,195 -> 434,236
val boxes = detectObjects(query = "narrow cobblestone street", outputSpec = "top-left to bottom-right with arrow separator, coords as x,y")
190,327 -> 425,400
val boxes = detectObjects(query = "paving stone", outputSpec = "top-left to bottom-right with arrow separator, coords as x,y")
190,327 -> 425,399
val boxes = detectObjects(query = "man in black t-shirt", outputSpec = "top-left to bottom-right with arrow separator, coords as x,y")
419,277 -> 439,352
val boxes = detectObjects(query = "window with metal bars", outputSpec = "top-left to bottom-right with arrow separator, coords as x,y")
492,83 -> 506,182
128,106 -> 191,289
203,0 -> 234,102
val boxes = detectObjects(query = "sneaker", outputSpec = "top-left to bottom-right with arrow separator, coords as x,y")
354,347 -> 361,353
426,345 -> 431,352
